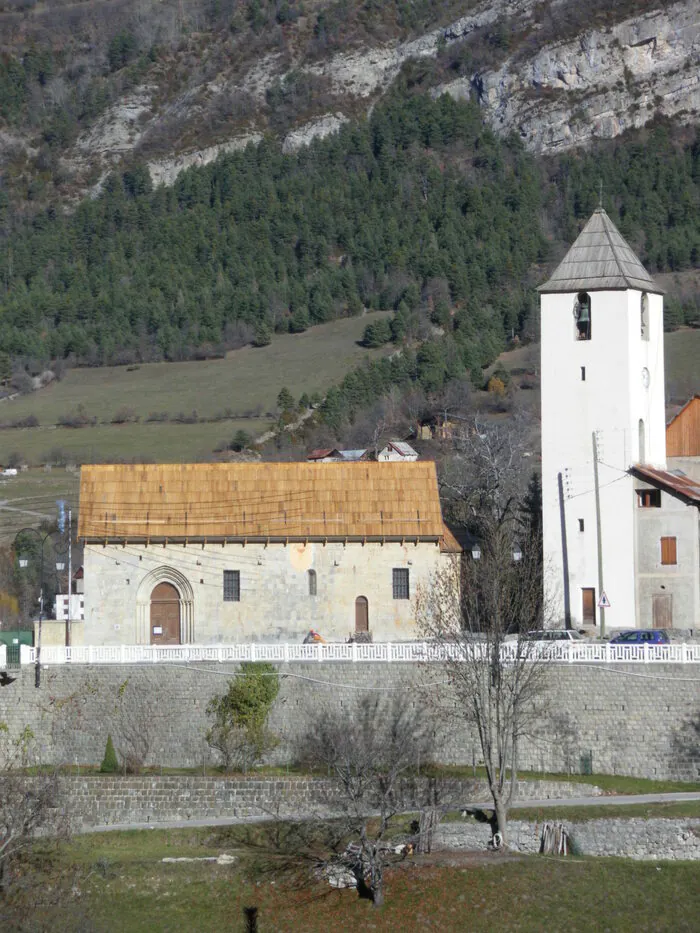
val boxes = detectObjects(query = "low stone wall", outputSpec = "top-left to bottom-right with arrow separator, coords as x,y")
436,818 -> 700,860
1,661 -> 698,780
49,775 -> 598,829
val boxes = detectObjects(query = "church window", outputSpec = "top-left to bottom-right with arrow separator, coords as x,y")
637,489 -> 661,508
574,292 -> 591,340
660,537 -> 677,565
392,568 -> 410,599
641,293 -> 649,340
308,569 -> 317,596
223,570 -> 240,601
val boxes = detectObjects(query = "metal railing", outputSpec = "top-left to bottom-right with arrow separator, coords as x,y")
6,641 -> 700,667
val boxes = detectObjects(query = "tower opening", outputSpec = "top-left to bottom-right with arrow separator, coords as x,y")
638,419 -> 646,463
641,293 -> 649,340
574,292 -> 591,340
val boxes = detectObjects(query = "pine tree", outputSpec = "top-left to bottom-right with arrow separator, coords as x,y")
100,734 -> 119,773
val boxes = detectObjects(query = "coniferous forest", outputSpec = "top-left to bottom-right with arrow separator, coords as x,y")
0,92 -> 699,390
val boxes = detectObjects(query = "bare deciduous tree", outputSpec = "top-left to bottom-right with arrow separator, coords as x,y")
299,693 -> 436,908
418,418 -> 551,848
0,723 -> 69,893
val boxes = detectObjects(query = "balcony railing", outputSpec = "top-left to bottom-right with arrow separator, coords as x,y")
6,641 -> 700,667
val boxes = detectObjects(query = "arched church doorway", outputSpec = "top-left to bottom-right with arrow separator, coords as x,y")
150,582 -> 181,645
355,596 -> 369,634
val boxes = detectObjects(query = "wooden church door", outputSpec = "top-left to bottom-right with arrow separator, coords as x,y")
355,596 -> 369,634
150,582 -> 181,645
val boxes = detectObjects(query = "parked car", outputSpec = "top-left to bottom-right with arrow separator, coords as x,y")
609,630 -> 670,645
524,630 -> 586,642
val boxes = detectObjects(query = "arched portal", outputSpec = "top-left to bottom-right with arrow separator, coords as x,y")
136,565 -> 195,644
150,581 -> 181,645
355,596 -> 369,634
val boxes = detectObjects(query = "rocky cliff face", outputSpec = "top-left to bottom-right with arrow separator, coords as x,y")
441,1 -> 700,153
58,0 -> 700,187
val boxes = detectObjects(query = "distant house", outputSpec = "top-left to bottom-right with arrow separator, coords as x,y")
78,462 -> 461,646
377,441 -> 418,462
307,448 -> 369,463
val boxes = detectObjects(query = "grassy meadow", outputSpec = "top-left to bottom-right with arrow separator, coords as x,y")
1,314 -> 392,427
5,826 -> 699,932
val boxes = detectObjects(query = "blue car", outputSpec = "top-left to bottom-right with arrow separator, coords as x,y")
609,630 -> 670,645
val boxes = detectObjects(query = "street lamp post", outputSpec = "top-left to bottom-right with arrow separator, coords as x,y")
13,527 -> 67,688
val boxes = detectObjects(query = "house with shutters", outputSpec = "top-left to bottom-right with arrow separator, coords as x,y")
540,207 -> 700,631
77,461 -> 461,646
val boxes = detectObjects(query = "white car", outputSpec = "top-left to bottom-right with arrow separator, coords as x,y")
524,630 -> 586,642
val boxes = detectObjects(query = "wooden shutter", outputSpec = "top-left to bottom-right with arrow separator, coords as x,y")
660,537 -> 677,565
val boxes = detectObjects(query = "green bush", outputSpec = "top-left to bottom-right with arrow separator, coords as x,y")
100,734 -> 119,773
206,662 -> 280,773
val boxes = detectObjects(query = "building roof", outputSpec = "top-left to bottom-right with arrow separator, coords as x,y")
383,441 -> 418,458
666,395 -> 700,457
78,462 -> 454,542
538,208 -> 663,295
630,464 -> 700,507
307,448 -> 337,461
338,449 -> 368,461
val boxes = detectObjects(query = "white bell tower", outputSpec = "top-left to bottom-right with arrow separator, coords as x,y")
539,208 -> 666,631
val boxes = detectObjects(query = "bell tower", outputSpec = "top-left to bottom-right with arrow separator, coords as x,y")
539,208 -> 666,630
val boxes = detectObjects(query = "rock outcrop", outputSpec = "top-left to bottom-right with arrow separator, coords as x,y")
439,1 -> 700,153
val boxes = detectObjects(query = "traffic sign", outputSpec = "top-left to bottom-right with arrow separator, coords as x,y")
598,591 -> 611,609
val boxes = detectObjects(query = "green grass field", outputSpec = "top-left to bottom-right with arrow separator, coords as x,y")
6,827 -> 699,932
665,327 -> 700,404
1,313 -> 392,427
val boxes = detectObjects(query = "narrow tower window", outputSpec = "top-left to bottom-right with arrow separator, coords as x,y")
581,366 -> 586,381
638,419 -> 646,464
574,292 -> 591,341
641,293 -> 649,341
308,569 -> 317,596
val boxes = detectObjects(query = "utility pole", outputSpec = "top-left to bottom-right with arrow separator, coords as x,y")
67,508 -> 72,648
592,431 -> 605,638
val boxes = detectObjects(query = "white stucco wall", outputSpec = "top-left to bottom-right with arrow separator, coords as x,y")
82,540 -> 452,645
541,288 -> 666,629
634,485 -> 700,629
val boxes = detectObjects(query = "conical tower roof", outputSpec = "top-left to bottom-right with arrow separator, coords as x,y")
538,208 -> 663,294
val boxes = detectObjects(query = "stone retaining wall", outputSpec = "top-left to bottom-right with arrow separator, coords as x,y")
437,818 -> 700,860
0,662 -> 697,779
46,775 -> 597,829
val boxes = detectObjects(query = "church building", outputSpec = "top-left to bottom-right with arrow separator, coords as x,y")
540,208 -> 699,631
77,461 -> 461,645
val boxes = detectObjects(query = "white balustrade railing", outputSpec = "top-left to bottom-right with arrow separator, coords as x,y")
5,641 -> 700,668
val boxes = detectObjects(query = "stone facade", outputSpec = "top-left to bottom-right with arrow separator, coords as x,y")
1,662 -> 697,780
28,775 -> 595,830
437,818 -> 700,861
82,540 -> 449,645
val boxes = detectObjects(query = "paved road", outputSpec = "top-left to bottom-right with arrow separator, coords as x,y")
81,791 -> 700,834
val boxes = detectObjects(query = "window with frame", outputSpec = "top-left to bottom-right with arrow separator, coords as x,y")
660,537 -> 677,566
308,569 -> 317,596
637,489 -> 661,508
392,568 -> 410,600
223,569 -> 240,601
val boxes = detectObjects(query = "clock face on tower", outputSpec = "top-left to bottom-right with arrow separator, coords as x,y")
642,367 -> 650,388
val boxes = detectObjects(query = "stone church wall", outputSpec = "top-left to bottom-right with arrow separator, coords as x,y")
82,540 -> 448,645
1,662 -> 697,781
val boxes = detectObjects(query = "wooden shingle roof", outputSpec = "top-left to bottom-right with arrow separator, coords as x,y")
78,461 -> 453,543
539,208 -> 663,294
